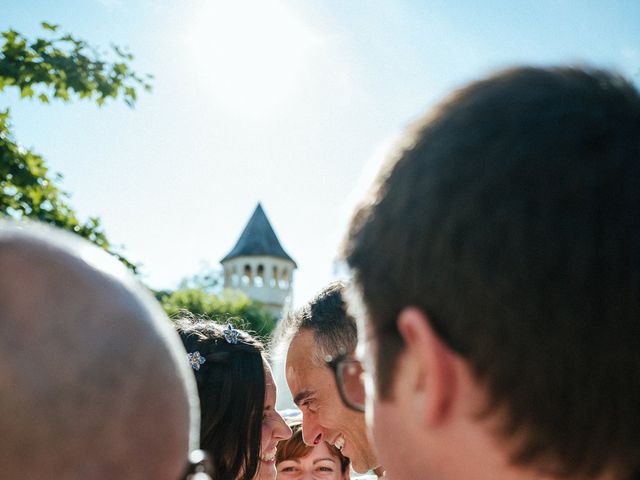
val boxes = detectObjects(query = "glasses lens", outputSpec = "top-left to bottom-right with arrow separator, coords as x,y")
338,359 -> 365,411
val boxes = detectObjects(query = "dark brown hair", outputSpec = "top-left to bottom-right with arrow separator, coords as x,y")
176,317 -> 266,480
279,281 -> 357,364
275,422 -> 350,474
344,66 -> 640,477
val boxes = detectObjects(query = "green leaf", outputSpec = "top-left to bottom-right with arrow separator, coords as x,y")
0,24 -> 148,275
20,85 -> 34,98
41,22 -> 59,32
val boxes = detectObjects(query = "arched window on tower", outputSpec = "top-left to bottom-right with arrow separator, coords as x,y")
270,265 -> 278,288
255,264 -> 265,287
279,268 -> 289,289
242,264 -> 252,286
231,266 -> 239,287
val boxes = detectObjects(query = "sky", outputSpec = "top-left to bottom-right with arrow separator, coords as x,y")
2,0 -> 639,308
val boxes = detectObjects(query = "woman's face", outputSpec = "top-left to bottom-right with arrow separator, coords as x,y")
257,365 -> 292,480
276,442 -> 349,480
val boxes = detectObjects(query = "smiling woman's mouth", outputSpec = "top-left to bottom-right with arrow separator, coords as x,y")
260,448 -> 277,463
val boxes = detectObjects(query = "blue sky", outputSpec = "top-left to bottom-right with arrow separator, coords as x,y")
2,0 -> 639,307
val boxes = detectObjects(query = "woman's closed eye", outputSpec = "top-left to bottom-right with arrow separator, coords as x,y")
263,407 -> 281,423
316,466 -> 335,472
314,460 -> 337,473
277,461 -> 299,473
263,404 -> 276,420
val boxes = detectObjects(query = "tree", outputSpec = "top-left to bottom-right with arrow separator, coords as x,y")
157,288 -> 277,340
176,263 -> 223,294
0,22 -> 152,272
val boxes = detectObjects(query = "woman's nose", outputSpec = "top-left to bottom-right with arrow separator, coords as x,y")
274,410 -> 292,440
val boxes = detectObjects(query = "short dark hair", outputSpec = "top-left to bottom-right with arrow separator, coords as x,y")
281,281 -> 357,364
176,317 -> 266,480
344,66 -> 640,477
275,422 -> 350,474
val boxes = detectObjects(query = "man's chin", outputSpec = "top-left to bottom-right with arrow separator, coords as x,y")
343,447 -> 366,474
344,445 -> 377,474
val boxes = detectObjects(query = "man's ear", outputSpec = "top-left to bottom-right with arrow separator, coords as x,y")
396,307 -> 457,427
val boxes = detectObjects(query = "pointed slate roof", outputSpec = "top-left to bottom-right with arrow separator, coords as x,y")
221,203 -> 297,267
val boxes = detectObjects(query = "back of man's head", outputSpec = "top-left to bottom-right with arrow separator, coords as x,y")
345,67 -> 640,477
281,281 -> 357,363
0,222 -> 198,479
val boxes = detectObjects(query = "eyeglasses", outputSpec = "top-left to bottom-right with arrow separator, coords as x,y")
181,449 -> 213,479
325,353 -> 366,412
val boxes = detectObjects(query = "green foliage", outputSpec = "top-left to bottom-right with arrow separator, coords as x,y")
0,109 -> 137,271
158,288 -> 277,339
0,22 -> 151,106
177,265 -> 223,294
0,22 -> 152,272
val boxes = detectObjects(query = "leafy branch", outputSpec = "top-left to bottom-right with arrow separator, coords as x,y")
0,22 -> 153,273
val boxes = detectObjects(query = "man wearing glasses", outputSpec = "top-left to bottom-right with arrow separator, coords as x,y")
342,67 -> 640,480
0,222 -> 210,479
281,282 -> 384,478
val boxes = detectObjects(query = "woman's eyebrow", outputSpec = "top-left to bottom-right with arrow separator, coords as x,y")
313,458 -> 337,464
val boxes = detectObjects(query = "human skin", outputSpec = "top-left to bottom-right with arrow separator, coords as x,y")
286,330 -> 378,474
257,365 -> 293,480
0,224 -> 195,479
358,307 -> 473,480
276,441 -> 349,480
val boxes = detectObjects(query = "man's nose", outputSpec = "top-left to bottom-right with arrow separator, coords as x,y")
301,415 -> 323,446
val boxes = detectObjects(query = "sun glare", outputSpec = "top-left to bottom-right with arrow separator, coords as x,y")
186,0 -> 320,116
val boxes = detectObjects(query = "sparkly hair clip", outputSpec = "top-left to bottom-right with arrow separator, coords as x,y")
187,351 -> 206,371
186,324 -> 240,370
223,323 -> 240,344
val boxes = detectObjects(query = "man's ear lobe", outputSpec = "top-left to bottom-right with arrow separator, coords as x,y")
397,307 -> 457,426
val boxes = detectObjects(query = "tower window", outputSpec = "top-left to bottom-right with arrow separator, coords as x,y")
242,264 -> 252,286
255,264 -> 265,287
279,268 -> 289,289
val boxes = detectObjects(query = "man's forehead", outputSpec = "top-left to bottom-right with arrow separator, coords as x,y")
286,332 -> 334,388
286,332 -> 314,382
287,329 -> 320,362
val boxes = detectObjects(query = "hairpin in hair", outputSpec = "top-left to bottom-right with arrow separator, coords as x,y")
223,323 -> 240,344
187,351 -> 206,371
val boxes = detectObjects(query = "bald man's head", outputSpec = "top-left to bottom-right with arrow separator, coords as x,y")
0,222 -> 198,479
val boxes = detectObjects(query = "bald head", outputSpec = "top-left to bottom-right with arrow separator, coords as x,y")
0,222 -> 198,479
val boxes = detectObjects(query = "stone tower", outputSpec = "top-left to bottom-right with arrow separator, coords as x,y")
221,203 -> 297,319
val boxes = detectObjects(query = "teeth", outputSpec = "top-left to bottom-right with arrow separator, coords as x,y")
261,449 -> 277,462
333,436 -> 345,451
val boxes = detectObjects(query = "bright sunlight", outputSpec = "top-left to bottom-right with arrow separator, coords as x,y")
185,0 -> 320,116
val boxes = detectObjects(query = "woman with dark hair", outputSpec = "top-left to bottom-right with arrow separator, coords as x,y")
177,318 -> 291,480
276,422 -> 350,480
